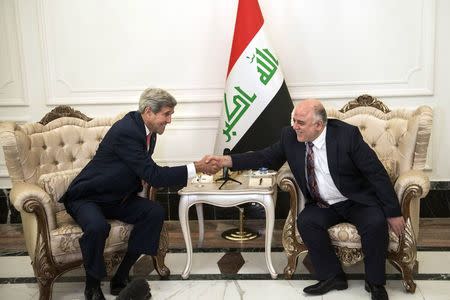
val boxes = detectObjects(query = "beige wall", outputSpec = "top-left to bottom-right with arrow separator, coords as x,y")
0,0 -> 449,187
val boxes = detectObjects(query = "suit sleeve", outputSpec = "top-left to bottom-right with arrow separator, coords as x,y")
349,127 -> 402,217
231,128 -> 288,171
112,129 -> 188,188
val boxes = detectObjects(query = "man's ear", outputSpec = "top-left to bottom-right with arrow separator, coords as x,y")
144,106 -> 153,115
316,120 -> 324,130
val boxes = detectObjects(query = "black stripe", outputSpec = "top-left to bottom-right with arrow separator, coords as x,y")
232,81 -> 293,154
2,273 -> 450,283
2,246 -> 449,256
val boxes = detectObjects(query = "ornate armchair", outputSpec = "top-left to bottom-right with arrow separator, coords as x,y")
278,95 -> 432,293
0,106 -> 169,300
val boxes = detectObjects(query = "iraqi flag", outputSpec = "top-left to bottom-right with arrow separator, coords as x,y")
214,0 -> 293,154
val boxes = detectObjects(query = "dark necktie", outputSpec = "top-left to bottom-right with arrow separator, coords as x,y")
146,134 -> 151,152
140,134 -> 152,197
306,142 -> 329,208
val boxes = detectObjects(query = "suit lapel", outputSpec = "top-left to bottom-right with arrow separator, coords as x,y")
133,111 -> 158,155
293,140 -> 309,194
326,124 -> 341,190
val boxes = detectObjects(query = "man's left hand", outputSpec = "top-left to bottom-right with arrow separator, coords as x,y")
387,216 -> 406,237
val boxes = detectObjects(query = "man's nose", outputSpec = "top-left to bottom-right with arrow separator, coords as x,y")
167,116 -> 172,123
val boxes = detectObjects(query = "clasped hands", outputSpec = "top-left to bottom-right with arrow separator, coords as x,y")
194,155 -> 232,175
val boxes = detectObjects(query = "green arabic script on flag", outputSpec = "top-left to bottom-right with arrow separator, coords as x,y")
221,47 -> 280,143
223,87 -> 256,142
255,48 -> 278,85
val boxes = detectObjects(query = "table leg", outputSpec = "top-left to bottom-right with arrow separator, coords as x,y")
179,197 -> 193,279
195,203 -> 204,244
263,196 -> 278,279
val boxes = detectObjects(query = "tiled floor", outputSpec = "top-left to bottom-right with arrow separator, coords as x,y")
0,250 -> 449,299
1,219 -> 449,299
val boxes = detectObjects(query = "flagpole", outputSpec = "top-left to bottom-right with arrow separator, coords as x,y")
221,206 -> 259,241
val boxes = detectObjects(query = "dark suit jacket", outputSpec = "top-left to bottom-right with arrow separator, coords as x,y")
231,119 -> 402,218
61,111 -> 187,203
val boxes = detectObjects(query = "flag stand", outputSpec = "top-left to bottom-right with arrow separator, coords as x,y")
222,206 -> 259,241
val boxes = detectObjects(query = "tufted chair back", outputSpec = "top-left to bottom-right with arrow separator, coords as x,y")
1,111 -> 126,216
4,115 -> 125,183
327,106 -> 432,177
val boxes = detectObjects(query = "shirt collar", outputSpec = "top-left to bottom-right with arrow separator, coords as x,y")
308,127 -> 327,149
145,126 -> 151,136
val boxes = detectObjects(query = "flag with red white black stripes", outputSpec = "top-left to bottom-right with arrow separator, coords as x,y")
214,0 -> 293,154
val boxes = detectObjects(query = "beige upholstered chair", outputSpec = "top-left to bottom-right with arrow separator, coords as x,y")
0,106 -> 170,300
278,95 -> 432,293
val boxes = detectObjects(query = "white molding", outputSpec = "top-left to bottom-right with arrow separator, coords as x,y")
285,0 -> 436,99
171,115 -> 220,121
0,116 -> 29,123
165,125 -> 218,131
36,0 -> 227,106
45,91 -> 225,105
0,164 -> 11,189
0,179 -> 12,189
0,0 -> 28,107
37,0 -> 54,107
289,88 -> 434,101
36,0 -> 435,102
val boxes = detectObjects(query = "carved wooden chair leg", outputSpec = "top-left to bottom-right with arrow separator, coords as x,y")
388,258 -> 417,293
284,252 -> 300,278
152,223 -> 170,278
37,275 -> 54,300
282,211 -> 308,278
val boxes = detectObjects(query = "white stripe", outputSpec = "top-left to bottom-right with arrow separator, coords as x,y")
215,25 -> 285,153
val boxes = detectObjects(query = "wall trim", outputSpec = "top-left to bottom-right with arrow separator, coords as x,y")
0,0 -> 28,107
35,0 -> 436,105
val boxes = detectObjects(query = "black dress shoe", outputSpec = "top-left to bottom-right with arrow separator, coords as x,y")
365,281 -> 389,300
303,275 -> 348,295
84,285 -> 106,300
110,277 -> 130,296
117,278 -> 152,300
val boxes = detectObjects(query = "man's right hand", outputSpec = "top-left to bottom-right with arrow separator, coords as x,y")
194,156 -> 220,175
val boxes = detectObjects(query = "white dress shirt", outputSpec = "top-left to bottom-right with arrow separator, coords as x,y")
307,127 -> 347,205
143,126 -> 195,191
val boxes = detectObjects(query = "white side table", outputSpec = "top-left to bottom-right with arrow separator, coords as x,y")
178,172 -> 278,279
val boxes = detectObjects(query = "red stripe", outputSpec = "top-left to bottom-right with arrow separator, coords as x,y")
227,0 -> 264,77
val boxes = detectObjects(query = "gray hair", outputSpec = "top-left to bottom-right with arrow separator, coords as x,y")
313,104 -> 328,126
138,88 -> 177,113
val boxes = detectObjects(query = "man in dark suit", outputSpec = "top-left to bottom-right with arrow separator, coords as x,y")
61,88 -> 218,300
207,99 -> 405,300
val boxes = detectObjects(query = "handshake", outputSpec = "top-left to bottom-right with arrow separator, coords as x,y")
194,155 -> 233,175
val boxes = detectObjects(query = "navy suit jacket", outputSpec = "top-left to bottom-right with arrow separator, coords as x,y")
231,119 -> 402,218
61,111 -> 187,204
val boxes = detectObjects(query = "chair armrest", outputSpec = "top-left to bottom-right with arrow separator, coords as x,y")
394,169 -> 430,241
276,165 -> 306,214
394,170 -> 430,201
10,182 -> 56,231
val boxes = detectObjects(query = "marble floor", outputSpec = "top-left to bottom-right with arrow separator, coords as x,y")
1,219 -> 450,300
0,249 -> 450,300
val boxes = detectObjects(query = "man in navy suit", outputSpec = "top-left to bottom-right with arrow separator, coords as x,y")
61,88 -> 219,300
207,99 -> 405,300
